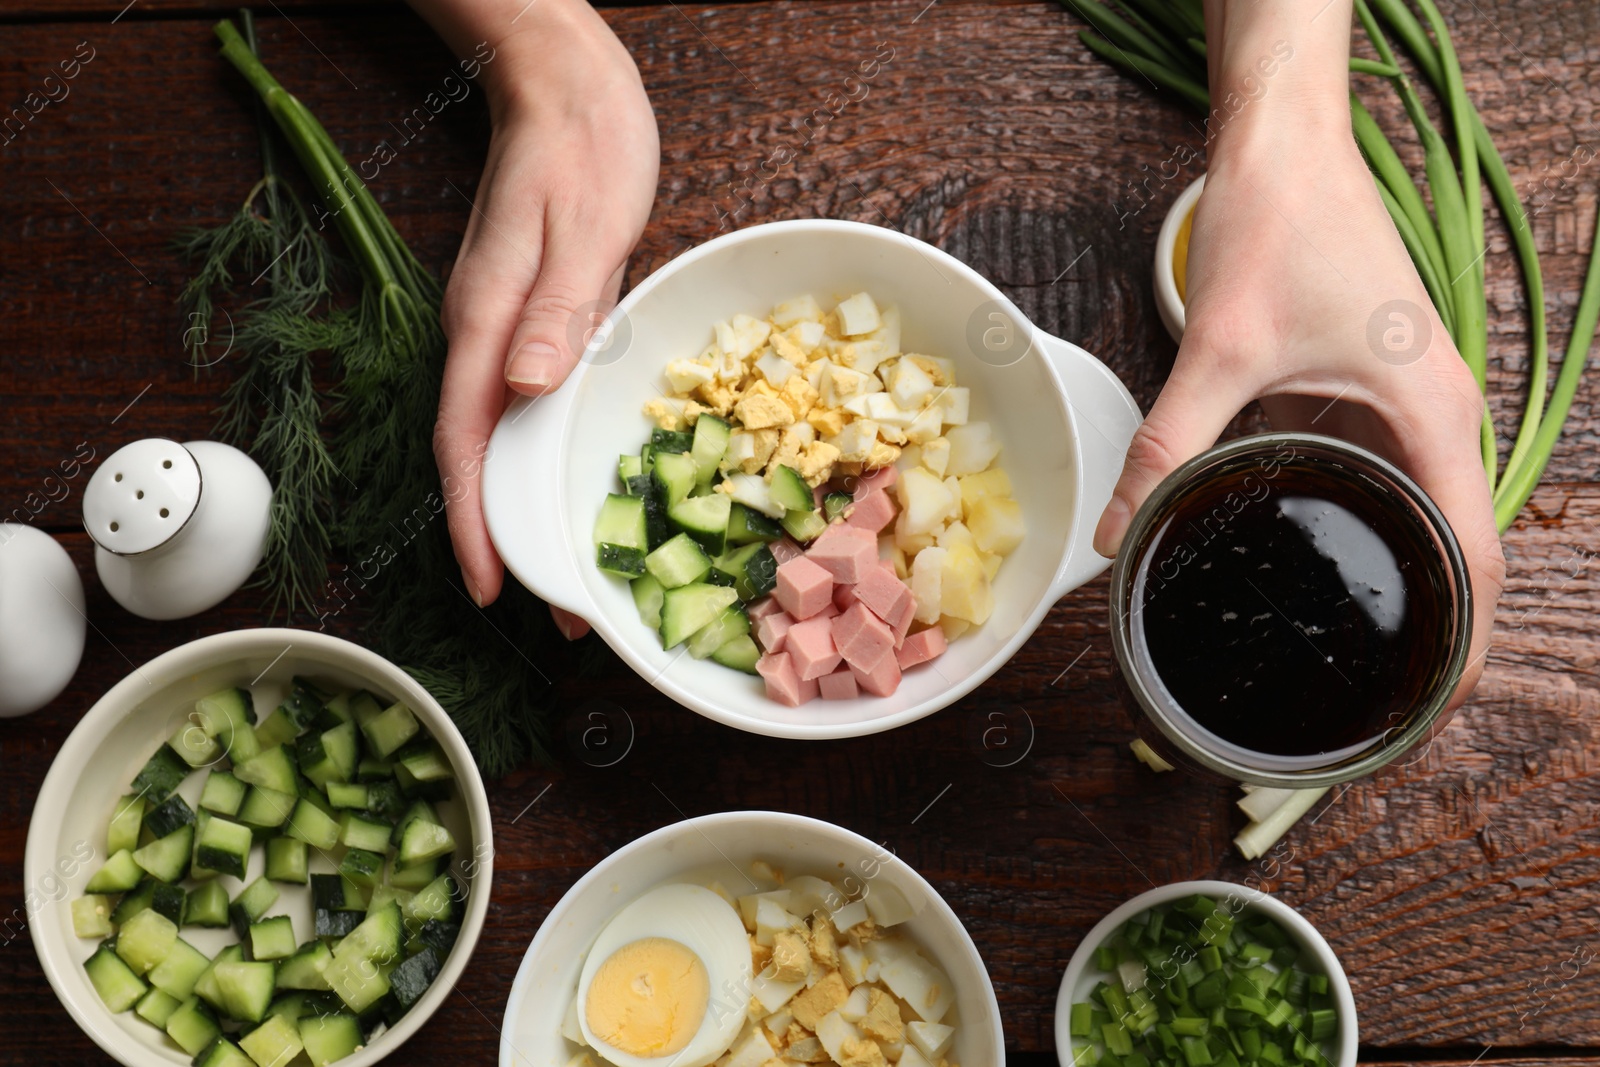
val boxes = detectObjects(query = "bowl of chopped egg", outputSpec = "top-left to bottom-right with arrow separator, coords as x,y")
499,810 -> 1005,1067
482,218 -> 1141,739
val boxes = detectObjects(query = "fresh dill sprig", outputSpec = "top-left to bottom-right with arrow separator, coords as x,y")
199,13 -> 560,775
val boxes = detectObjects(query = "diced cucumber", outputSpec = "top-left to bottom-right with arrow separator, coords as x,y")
668,492 -> 732,556
132,824 -> 194,883
229,877 -> 281,940
284,798 -> 341,850
727,502 -> 783,544
311,875 -> 363,938
651,451 -> 698,506
723,472 -> 786,519
769,464 -> 814,512
397,820 -> 456,868
192,944 -> 244,1013
404,874 -> 461,926
369,884 -> 416,915
691,414 -> 732,483
86,944 -> 148,1012
264,837 -> 309,884
236,786 -> 297,831
358,701 -> 419,760
148,937 -> 211,999
276,940 -> 334,991
594,493 -> 648,550
199,772 -> 248,817
195,686 -> 260,764
348,691 -> 384,729
394,740 -> 452,783
299,1012 -> 364,1067
168,717 -> 221,768
277,679 -> 331,731
712,542 -> 778,600
645,532 -> 713,589
631,574 -> 665,629
338,848 -> 384,887
650,427 -> 694,454
85,849 -> 144,893
641,477 -> 673,549
252,707 -> 300,749
333,902 -> 403,966
388,856 -> 440,890
363,779 -> 405,821
410,919 -> 461,958
116,907 -> 179,974
597,542 -> 647,577
234,745 -> 299,796
195,817 -> 253,879
107,794 -> 146,855
625,472 -> 654,497
130,744 -> 191,804
249,915 -> 298,961
214,959 -> 277,1023
239,1013 -> 304,1067
686,606 -> 751,659
337,812 -> 391,854
186,881 -> 230,928
324,781 -> 369,810
383,948 -> 441,1021
144,794 -> 196,840
195,1037 -> 255,1067
711,634 -> 762,674
111,879 -> 184,925
781,507 -> 828,543
659,583 -> 740,648
618,452 -> 644,485
296,721 -> 359,789
166,996 -> 222,1056
824,491 -> 854,522
72,894 -> 115,939
135,986 -> 182,1028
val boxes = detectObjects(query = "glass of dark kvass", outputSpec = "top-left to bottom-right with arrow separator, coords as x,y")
1109,433 -> 1473,787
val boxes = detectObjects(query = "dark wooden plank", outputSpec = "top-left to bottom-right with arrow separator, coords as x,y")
2,1 -> 1600,1064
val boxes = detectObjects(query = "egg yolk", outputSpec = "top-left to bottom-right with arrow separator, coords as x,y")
1173,202 -> 1196,304
585,937 -> 709,1058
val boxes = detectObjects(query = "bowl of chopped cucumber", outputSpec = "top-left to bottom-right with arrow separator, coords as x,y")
25,628 -> 492,1067
483,218 -> 1142,739
1054,881 -> 1357,1067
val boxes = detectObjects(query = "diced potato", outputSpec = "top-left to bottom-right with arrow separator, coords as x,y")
945,422 -> 1001,476
756,350 -> 798,386
959,468 -> 1013,516
933,385 -> 970,425
665,359 -> 715,393
940,615 -> 972,641
920,437 -> 950,476
981,552 -> 1003,580
835,292 -> 882,336
910,547 -> 946,625
772,294 -> 825,328
896,468 -> 956,534
939,543 -> 993,624
968,495 -> 1026,556
896,523 -> 936,557
935,520 -> 975,551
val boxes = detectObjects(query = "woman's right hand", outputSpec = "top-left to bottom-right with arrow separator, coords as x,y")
414,0 -> 660,636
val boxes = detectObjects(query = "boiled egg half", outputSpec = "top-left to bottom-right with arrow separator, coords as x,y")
576,883 -> 751,1067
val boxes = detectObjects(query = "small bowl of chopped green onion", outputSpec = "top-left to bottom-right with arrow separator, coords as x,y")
25,628 -> 492,1067
1055,880 -> 1356,1067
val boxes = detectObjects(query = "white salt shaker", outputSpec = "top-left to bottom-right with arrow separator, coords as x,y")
83,438 -> 272,620
0,524 -> 87,716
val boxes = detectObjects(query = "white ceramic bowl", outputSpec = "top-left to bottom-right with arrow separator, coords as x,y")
500,810 -> 1004,1067
1154,174 -> 1205,345
1054,880 -> 1357,1067
25,628 -> 494,1067
483,219 -> 1141,739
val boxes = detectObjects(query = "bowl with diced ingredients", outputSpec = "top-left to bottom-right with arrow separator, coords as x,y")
483,218 -> 1142,738
1054,881 -> 1357,1067
25,628 -> 492,1067
500,810 -> 1004,1067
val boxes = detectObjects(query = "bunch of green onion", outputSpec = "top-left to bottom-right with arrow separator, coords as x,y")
1061,0 -> 1600,533
1070,895 -> 1339,1067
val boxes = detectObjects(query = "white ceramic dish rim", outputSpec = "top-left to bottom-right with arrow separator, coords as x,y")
499,809 -> 1007,1067
1154,174 -> 1205,346
1053,879 -> 1358,1067
24,627 -> 495,1067
482,217 -> 1142,741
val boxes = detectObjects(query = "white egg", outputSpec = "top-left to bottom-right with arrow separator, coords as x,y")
576,883 -> 752,1067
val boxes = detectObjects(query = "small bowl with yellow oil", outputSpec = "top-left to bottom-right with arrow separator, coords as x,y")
1154,174 -> 1204,344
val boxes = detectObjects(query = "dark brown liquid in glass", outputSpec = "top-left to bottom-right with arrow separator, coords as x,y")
1131,451 -> 1452,758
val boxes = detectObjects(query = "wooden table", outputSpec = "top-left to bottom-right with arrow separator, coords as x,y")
3,0 -> 1598,1063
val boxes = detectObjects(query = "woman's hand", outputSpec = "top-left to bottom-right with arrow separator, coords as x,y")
1094,1 -> 1505,713
414,0 -> 659,635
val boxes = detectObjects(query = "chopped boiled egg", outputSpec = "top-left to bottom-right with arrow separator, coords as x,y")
834,291 -> 882,336
771,293 -> 824,328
